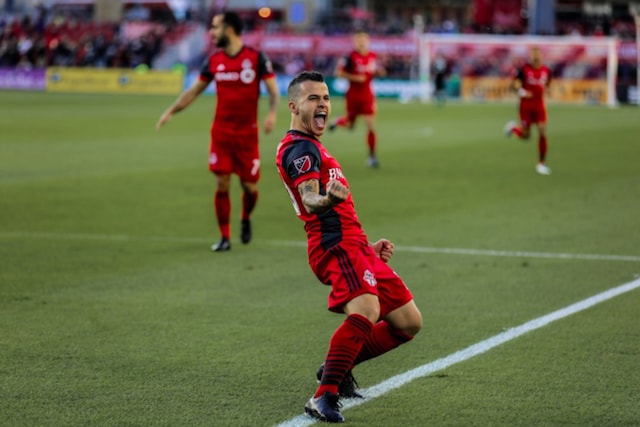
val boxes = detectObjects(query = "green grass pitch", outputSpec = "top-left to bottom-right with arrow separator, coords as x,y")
1,91 -> 639,426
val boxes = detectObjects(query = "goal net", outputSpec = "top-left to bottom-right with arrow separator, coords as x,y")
418,34 -> 619,107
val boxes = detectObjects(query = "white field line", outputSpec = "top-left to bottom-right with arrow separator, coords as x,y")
0,231 -> 210,244
272,240 -> 640,262
395,245 -> 640,262
1,232 -> 640,262
275,277 -> 640,427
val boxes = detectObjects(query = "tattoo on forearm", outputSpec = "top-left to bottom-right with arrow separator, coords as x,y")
298,179 -> 330,214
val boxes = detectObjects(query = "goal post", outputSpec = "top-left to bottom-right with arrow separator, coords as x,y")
630,2 -> 640,105
418,34 -> 619,107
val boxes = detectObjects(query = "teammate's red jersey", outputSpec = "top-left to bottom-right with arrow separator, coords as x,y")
199,46 -> 274,131
276,130 -> 369,261
516,63 -> 551,107
337,50 -> 378,100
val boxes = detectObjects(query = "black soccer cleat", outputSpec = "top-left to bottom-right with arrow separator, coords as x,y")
240,219 -> 252,244
316,363 -> 364,399
304,392 -> 344,423
211,237 -> 231,252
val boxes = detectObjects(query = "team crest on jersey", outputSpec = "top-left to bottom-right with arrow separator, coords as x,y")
363,270 -> 377,287
240,59 -> 256,83
240,68 -> 256,83
293,155 -> 311,173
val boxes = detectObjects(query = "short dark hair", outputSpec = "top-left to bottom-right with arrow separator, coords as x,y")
222,11 -> 243,35
287,71 -> 325,100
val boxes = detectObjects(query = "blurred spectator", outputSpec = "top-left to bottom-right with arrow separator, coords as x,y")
0,6 -> 170,69
1,2 -> 636,80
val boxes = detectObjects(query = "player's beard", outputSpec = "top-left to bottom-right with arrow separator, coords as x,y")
216,34 -> 230,48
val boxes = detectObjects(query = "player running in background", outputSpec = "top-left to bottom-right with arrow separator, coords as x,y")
156,11 -> 279,251
276,71 -> 422,423
329,29 -> 386,168
504,46 -> 552,175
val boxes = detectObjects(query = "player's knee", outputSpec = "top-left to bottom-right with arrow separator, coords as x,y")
241,181 -> 258,193
362,305 -> 381,324
215,175 -> 231,191
345,293 -> 380,323
404,311 -> 423,337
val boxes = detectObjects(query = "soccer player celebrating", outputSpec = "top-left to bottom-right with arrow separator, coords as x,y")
329,29 -> 386,168
276,71 -> 422,423
504,46 -> 552,175
156,11 -> 279,251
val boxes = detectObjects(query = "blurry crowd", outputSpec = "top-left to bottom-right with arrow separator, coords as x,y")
0,7 -> 168,69
1,3 -> 636,81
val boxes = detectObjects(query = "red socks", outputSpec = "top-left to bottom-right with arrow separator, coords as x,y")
335,116 -> 348,127
367,130 -> 376,156
242,190 -> 258,221
315,314 -> 373,397
214,190 -> 258,239
512,126 -> 524,138
538,136 -> 547,163
315,318 -> 415,397
354,320 -> 413,366
214,190 -> 230,239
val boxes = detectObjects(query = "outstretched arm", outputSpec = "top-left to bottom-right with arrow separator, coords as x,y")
514,80 -> 531,98
262,76 -> 280,134
336,68 -> 366,83
156,79 -> 209,130
297,179 -> 349,214
512,69 -> 531,98
334,57 -> 366,83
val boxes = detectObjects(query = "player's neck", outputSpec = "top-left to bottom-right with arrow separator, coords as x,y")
289,123 -> 322,140
224,38 -> 243,56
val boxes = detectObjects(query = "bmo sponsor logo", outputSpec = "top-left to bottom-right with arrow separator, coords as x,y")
328,168 -> 344,180
215,71 -> 240,81
214,58 -> 256,84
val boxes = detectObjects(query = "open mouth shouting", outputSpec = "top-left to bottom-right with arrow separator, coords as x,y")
314,110 -> 327,132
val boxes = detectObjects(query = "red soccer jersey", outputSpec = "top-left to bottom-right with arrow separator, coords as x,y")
276,130 -> 368,260
338,50 -> 378,100
199,46 -> 274,131
516,63 -> 551,106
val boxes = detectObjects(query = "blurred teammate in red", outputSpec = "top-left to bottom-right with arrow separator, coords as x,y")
329,29 -> 386,168
504,46 -> 552,175
276,71 -> 422,423
156,11 -> 279,251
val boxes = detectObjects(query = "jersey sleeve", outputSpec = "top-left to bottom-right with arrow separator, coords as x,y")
258,51 -> 275,79
336,55 -> 349,73
199,55 -> 213,83
281,139 -> 322,187
343,55 -> 354,73
514,67 -> 524,82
